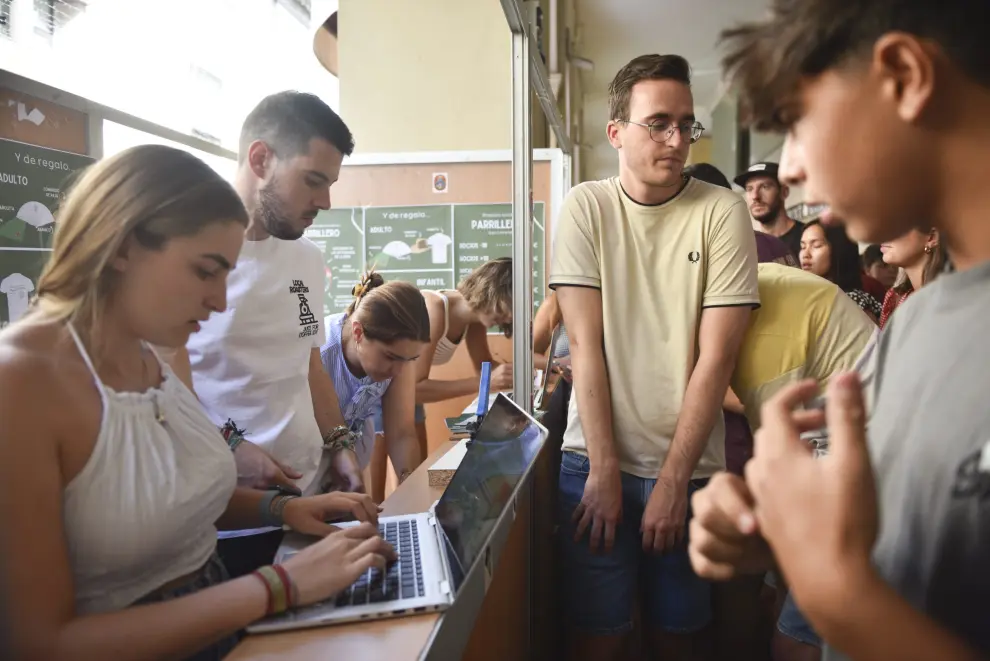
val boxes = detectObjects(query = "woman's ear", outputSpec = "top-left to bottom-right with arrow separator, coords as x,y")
351,320 -> 364,343
109,236 -> 133,273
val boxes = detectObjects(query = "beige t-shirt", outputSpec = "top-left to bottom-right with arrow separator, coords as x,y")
549,177 -> 759,479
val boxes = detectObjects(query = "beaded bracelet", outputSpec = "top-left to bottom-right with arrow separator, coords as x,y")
258,491 -> 298,527
322,427 -> 358,454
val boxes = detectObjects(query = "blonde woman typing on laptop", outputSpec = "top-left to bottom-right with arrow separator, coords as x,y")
0,146 -> 394,661
321,272 -> 430,500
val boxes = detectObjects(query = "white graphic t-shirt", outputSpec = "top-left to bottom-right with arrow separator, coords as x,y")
187,236 -> 327,507
1,273 -> 34,322
427,233 -> 452,264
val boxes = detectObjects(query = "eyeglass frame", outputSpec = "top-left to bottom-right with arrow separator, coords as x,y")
617,118 -> 706,144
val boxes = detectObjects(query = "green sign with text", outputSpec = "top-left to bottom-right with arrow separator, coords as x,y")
0,139 -> 94,327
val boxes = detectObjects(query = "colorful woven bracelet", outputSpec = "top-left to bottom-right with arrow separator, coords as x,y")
219,418 -> 248,452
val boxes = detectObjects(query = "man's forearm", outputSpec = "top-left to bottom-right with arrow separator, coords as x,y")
661,358 -> 735,481
809,567 -> 982,661
571,345 -> 618,468
216,488 -> 268,531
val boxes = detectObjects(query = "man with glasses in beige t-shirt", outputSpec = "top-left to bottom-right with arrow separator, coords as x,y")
550,54 -> 759,661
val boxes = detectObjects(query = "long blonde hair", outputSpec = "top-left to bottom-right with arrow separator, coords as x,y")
29,145 -> 248,344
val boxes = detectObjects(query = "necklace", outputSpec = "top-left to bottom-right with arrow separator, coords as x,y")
139,344 -> 166,427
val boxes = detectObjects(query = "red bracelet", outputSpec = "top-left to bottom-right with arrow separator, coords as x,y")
272,564 -> 297,608
250,569 -> 274,614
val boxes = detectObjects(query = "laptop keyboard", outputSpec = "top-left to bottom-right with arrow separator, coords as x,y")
335,519 -> 426,607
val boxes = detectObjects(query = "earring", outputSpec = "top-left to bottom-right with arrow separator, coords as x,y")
924,245 -> 933,254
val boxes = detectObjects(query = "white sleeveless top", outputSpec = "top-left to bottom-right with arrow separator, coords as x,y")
62,324 -> 238,615
428,290 -> 466,366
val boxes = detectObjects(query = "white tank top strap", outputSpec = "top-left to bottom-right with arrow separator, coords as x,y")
67,322 -> 108,402
429,290 -> 465,366
437,290 -> 452,338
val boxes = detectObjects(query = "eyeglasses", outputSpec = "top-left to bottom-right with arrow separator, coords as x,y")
620,119 -> 706,144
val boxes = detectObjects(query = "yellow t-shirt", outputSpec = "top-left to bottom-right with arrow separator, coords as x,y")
549,177 -> 760,479
731,263 -> 875,430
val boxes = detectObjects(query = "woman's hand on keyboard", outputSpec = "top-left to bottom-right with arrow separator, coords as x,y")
283,492 -> 383,537
284,522 -> 397,606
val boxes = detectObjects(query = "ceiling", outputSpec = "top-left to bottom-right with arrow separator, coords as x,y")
574,0 -> 769,180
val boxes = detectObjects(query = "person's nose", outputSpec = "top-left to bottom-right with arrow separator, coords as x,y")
778,135 -> 805,188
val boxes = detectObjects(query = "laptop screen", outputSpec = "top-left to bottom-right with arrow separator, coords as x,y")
433,394 -> 545,593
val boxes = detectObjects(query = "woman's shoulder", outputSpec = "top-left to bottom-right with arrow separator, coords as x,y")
0,321 -> 71,421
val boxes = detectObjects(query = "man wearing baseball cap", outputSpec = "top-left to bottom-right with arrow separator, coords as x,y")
735,162 -> 803,258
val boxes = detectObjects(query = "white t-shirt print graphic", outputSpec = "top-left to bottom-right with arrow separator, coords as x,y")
1,272 -> 34,322
426,233 -> 452,264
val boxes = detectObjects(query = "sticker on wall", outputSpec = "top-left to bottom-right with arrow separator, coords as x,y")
432,172 -> 448,194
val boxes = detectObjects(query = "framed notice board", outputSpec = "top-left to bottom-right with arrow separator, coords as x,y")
304,150 -> 566,319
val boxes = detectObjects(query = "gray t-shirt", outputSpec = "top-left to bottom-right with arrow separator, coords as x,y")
824,260 -> 990,661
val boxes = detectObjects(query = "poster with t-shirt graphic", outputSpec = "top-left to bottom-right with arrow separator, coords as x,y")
0,139 -> 93,249
299,201 -> 546,332
0,250 -> 46,326
0,139 -> 93,327
364,205 -> 454,289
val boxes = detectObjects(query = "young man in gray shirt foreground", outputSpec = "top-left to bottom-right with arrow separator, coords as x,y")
687,1 -> 990,660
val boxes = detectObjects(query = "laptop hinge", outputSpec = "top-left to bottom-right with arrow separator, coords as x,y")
427,512 -> 437,527
439,580 -> 451,596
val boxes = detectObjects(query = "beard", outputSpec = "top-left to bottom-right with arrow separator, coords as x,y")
258,179 -> 305,240
752,198 -> 783,225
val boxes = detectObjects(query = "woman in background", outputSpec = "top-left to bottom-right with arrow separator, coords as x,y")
799,220 -> 882,322
321,272 -> 429,500
367,258 -> 517,500
878,228 -> 947,329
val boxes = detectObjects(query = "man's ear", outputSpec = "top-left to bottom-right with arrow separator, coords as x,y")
873,32 -> 935,123
780,183 -> 790,201
606,121 -> 622,150
246,140 -> 275,179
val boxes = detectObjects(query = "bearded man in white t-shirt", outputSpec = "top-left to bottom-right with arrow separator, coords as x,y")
169,91 -> 375,577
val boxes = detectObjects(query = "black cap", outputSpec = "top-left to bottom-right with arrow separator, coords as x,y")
733,162 -> 779,187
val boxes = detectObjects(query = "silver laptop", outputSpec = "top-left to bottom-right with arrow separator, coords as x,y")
247,393 -> 548,633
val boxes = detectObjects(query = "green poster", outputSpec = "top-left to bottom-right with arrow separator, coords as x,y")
304,207 -> 365,316
364,205 -> 453,272
0,249 -> 48,327
452,202 -> 546,310
0,139 -> 94,249
382,270 -> 455,291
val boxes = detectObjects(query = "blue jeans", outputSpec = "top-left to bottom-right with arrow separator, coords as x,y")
778,591 -> 821,647
556,451 -> 712,635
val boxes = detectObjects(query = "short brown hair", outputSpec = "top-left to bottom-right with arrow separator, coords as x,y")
608,54 -> 691,121
458,257 -> 512,325
720,1 -> 990,132
346,272 -> 430,344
